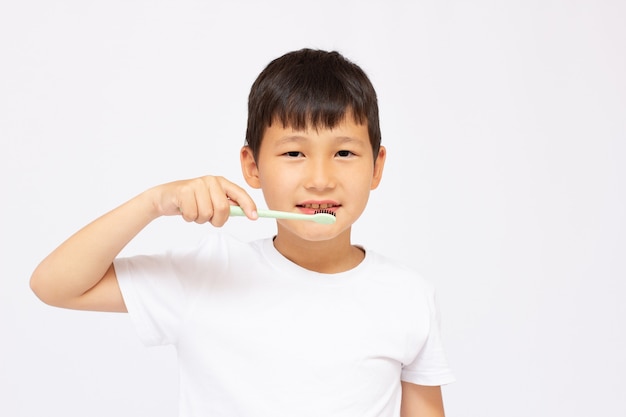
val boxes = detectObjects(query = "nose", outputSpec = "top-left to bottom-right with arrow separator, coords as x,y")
304,157 -> 336,191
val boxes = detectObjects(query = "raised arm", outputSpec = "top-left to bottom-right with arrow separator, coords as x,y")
30,176 -> 257,312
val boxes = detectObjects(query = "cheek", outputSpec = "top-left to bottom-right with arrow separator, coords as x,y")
349,168 -> 377,203
347,165 -> 375,189
258,167 -> 293,201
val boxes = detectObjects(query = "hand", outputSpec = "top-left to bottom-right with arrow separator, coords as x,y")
150,175 -> 258,226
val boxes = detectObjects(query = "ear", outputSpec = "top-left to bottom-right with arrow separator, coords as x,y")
370,145 -> 386,190
240,146 -> 262,189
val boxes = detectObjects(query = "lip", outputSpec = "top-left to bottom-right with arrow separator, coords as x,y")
296,200 -> 341,214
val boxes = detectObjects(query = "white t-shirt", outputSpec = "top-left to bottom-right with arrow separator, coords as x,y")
115,233 -> 455,417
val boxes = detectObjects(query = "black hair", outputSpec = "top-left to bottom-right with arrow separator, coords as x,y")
245,48 -> 381,160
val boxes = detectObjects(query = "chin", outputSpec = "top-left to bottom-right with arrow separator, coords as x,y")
277,222 -> 345,243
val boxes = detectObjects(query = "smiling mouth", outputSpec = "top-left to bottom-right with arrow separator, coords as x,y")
297,203 -> 340,216
298,203 -> 338,209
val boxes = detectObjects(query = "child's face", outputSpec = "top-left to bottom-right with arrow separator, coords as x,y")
241,112 -> 386,242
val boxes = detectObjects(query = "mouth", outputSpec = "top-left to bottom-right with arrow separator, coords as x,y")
297,202 -> 340,214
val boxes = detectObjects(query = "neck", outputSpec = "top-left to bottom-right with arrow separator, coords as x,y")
272,228 -> 364,274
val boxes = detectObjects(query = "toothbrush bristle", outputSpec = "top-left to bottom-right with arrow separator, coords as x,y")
314,209 -> 336,217
312,209 -> 337,224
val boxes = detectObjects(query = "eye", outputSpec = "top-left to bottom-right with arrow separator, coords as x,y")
336,150 -> 354,158
283,151 -> 303,158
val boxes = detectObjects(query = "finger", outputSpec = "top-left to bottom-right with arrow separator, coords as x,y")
191,178 -> 214,224
177,182 -> 199,222
205,176 -> 232,227
218,178 -> 258,220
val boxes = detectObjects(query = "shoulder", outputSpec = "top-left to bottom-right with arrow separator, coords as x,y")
116,232 -> 271,278
170,232 -> 268,260
363,248 -> 435,294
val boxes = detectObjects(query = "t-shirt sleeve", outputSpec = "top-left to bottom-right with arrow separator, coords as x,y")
401,288 -> 456,386
114,237 -> 218,347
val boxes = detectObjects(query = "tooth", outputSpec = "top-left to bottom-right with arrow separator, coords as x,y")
311,203 -> 320,209
320,204 -> 329,209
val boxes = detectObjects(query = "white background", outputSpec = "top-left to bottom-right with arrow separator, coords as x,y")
1,1 -> 624,416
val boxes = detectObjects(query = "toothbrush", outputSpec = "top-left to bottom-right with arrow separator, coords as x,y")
229,205 -> 336,225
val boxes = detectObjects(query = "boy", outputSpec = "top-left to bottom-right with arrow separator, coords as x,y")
31,49 -> 455,416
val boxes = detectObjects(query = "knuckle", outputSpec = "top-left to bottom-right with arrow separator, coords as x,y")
191,178 -> 205,188
197,208 -> 214,223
